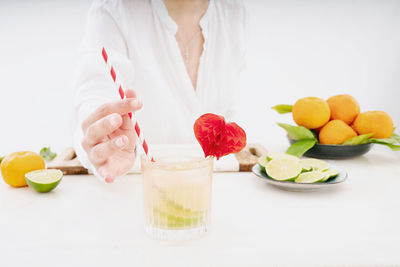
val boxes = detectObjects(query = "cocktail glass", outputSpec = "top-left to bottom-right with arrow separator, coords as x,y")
141,148 -> 213,241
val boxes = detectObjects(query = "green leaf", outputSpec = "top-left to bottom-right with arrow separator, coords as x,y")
370,138 -> 398,145
0,156 -> 4,164
40,147 -> 57,162
271,104 -> 293,114
277,123 -> 316,141
343,133 -> 374,145
369,137 -> 400,151
387,144 -> 400,151
391,132 -> 400,142
311,130 -> 319,140
286,139 -> 317,157
370,142 -> 400,151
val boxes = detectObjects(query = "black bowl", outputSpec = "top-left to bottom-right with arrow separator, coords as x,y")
288,138 -> 373,159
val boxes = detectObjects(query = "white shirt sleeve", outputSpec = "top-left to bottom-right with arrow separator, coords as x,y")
225,1 -> 249,123
73,0 -> 135,178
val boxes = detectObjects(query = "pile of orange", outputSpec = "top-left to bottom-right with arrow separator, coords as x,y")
292,94 -> 394,145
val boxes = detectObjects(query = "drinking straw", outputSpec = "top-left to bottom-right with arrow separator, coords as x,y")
101,47 -> 154,162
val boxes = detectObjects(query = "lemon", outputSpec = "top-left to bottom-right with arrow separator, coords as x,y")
300,158 -> 329,171
295,171 -> 326,183
265,158 -> 302,181
25,169 -> 63,193
1,151 -> 45,187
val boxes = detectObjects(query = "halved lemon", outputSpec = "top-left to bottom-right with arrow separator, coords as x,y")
25,169 -> 63,193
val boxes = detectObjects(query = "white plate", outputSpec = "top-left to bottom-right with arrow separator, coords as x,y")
252,164 -> 347,192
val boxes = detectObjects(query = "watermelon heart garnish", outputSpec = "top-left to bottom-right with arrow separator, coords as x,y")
193,113 -> 247,159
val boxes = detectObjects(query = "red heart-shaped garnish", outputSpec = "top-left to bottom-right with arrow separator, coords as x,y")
193,113 -> 247,159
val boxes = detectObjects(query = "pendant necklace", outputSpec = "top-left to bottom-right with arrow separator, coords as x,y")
176,29 -> 201,64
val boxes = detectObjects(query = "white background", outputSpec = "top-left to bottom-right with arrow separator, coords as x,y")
1,2 -> 400,266
0,0 -> 399,155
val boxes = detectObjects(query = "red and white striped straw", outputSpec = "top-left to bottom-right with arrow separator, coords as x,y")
101,47 -> 154,162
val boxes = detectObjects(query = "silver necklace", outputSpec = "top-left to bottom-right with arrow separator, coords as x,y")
176,29 -> 201,64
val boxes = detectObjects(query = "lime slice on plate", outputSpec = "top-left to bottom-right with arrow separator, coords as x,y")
258,156 -> 269,172
300,158 -> 329,171
25,169 -> 63,193
266,152 -> 299,162
301,165 -> 312,172
321,169 -> 339,182
295,170 -> 326,183
265,158 -> 302,181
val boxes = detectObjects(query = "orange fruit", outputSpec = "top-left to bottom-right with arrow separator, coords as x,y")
319,120 -> 357,145
350,124 -> 358,133
314,125 -> 324,133
327,94 -> 360,125
352,111 -> 394,139
292,97 -> 331,129
1,151 -> 45,187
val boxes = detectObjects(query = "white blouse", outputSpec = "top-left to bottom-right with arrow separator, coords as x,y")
73,0 -> 248,172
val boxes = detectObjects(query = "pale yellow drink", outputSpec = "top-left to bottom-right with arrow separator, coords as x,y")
141,150 -> 213,241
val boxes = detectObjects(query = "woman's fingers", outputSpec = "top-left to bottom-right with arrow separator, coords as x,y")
83,113 -> 123,148
105,176 -> 115,183
125,89 -> 136,98
120,113 -> 134,130
120,89 -> 142,130
82,98 -> 142,132
80,89 -> 141,183
89,135 -> 128,165
98,165 -> 117,183
97,156 -> 130,183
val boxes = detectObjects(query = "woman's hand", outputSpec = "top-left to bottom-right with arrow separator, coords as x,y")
81,89 -> 142,183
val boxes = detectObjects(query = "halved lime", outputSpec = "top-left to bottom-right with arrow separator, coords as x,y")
25,169 -> 63,193
300,158 -> 329,171
321,169 -> 339,182
258,156 -> 269,172
266,152 -> 299,162
294,170 -> 326,183
265,158 -> 302,181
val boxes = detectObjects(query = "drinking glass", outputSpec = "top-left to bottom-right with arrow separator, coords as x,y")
141,147 -> 213,241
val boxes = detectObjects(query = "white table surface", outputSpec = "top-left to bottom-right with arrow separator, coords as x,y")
1,145 -> 400,267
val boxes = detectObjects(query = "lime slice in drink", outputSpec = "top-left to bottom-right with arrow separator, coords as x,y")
258,156 -> 269,172
153,209 -> 205,229
300,158 -> 329,171
150,189 -> 205,229
321,169 -> 339,182
295,170 -> 326,183
265,158 -> 302,181
266,152 -> 299,162
25,169 -> 63,193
